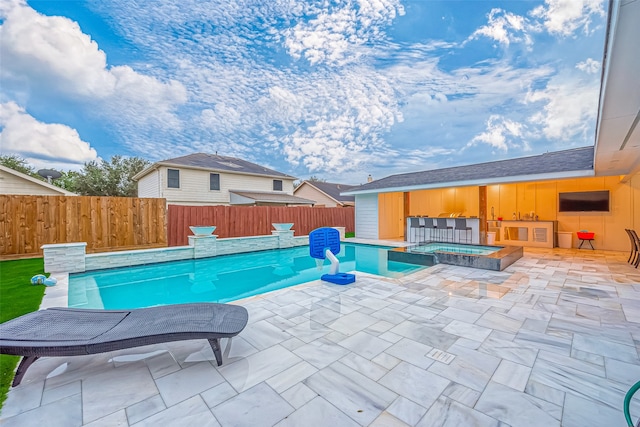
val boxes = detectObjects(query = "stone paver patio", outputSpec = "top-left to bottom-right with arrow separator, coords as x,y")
2,247 -> 640,426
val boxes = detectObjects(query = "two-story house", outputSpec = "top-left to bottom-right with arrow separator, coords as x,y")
133,153 -> 315,206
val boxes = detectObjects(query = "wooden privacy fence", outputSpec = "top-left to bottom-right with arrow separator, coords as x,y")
0,195 -> 167,258
168,205 -> 355,246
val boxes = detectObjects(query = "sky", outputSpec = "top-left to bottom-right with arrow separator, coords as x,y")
0,0 -> 607,184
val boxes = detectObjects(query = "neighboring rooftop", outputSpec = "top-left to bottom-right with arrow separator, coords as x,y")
0,164 -> 77,196
229,190 -> 315,206
344,146 -> 595,195
295,181 -> 356,204
133,153 -> 296,181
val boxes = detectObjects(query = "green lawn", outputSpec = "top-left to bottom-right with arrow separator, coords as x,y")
0,258 -> 46,409
345,232 -> 355,238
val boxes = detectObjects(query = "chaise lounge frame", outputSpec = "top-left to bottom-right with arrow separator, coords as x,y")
0,303 -> 249,386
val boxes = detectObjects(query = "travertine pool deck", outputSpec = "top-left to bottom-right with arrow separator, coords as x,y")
2,247 -> 640,426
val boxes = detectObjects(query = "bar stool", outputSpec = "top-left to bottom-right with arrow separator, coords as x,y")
435,218 -> 453,242
454,218 -> 472,243
409,217 -> 425,243
422,217 -> 436,242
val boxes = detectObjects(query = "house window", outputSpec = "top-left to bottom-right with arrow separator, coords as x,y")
273,180 -> 283,191
210,173 -> 220,191
167,169 -> 180,188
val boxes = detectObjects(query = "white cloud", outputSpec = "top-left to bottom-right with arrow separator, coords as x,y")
170,54 -> 402,173
469,115 -> 526,151
284,0 -> 405,66
0,1 -> 187,128
0,102 -> 98,169
468,8 -> 534,47
1,0 -> 604,182
530,0 -> 605,36
1,2 -> 113,97
576,58 -> 600,74
525,74 -> 599,141
469,0 -> 605,48
386,58 -> 553,142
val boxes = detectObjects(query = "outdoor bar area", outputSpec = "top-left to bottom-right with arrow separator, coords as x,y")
406,215 -> 481,244
364,170 -> 640,253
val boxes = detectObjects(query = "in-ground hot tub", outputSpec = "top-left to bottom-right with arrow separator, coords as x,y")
388,242 -> 523,271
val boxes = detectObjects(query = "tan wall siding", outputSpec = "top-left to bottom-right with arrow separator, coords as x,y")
157,166 -> 295,205
0,171 -> 67,195
137,170 -> 160,198
294,184 -> 339,206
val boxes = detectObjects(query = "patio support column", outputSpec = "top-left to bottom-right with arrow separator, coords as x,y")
403,192 -> 410,241
479,186 -> 487,244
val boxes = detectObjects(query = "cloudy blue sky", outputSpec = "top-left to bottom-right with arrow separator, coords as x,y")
0,0 -> 607,184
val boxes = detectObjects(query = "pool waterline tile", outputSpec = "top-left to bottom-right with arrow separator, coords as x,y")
67,243 -> 424,310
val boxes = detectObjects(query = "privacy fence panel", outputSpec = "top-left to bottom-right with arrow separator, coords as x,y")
0,195 -> 167,258
168,205 -> 355,246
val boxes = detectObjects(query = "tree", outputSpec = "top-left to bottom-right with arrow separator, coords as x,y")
73,156 -> 150,197
53,170 -> 82,193
0,154 -> 42,179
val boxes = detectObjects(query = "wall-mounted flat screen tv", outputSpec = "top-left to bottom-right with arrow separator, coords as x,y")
558,190 -> 610,212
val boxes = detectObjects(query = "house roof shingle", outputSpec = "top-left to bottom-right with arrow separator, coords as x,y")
229,190 -> 315,205
136,153 -> 296,180
344,146 -> 595,194
299,181 -> 356,203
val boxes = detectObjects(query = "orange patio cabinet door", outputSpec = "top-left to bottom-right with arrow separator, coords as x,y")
378,192 -> 404,239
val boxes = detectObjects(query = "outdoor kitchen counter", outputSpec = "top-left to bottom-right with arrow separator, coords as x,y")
488,220 -> 558,248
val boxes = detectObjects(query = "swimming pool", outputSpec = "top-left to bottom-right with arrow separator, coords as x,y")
68,243 -> 423,309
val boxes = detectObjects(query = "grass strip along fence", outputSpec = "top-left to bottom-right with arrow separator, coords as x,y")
0,258 -> 46,409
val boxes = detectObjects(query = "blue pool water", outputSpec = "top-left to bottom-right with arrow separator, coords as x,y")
68,243 -> 424,309
411,243 -> 499,256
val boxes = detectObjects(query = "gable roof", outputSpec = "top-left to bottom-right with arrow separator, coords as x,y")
133,153 -> 296,181
295,181 -> 356,205
0,165 -> 76,196
344,146 -> 595,195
